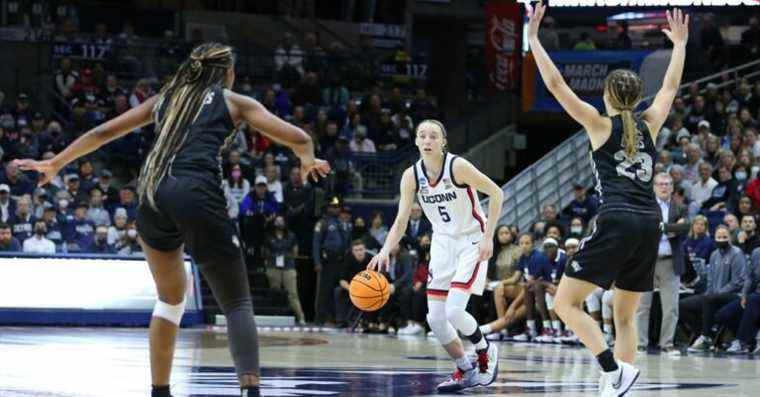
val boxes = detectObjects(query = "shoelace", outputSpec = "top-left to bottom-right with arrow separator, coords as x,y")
477,351 -> 489,373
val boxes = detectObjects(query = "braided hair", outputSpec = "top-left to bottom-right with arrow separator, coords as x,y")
138,42 -> 235,210
604,69 -> 643,160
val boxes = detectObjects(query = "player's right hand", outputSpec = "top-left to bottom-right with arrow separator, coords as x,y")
662,8 -> 689,46
13,158 -> 61,187
367,251 -> 390,272
300,158 -> 331,183
525,1 -> 546,40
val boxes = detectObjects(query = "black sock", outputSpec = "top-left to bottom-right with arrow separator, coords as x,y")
242,386 -> 260,397
151,385 -> 171,397
467,328 -> 488,352
596,349 -> 619,373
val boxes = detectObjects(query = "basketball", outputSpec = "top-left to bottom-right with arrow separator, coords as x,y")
349,270 -> 390,312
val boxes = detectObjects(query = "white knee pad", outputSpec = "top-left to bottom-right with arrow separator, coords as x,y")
585,287 -> 604,312
153,298 -> 186,326
545,293 -> 556,311
444,290 -> 477,336
602,290 -> 614,321
427,300 -> 458,345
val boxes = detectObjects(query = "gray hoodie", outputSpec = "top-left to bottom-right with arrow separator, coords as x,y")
743,248 -> 760,297
706,245 -> 746,295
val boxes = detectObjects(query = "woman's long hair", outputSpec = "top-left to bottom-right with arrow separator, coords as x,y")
688,215 -> 709,239
604,69 -> 643,160
138,42 -> 235,210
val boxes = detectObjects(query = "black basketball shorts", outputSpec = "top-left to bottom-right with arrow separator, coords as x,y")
136,174 -> 242,264
564,211 -> 661,292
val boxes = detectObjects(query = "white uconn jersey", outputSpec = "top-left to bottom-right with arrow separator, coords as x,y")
414,152 -> 486,236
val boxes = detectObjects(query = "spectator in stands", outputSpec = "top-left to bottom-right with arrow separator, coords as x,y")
31,188 -> 51,220
536,237 -> 568,342
3,162 -> 33,198
718,245 -> 760,354
736,195 -> 755,220
283,167 -> 316,252
350,216 -> 381,254
409,88 -> 436,123
274,32 -> 304,88
0,221 -> 20,251
320,120 -> 339,154
402,203 -> 431,251
77,160 -> 97,193
116,223 -> 142,255
669,165 -> 692,198
538,16 -> 560,51
65,202 -> 95,252
335,239 -> 372,328
480,225 -> 523,339
369,211 -> 388,245
339,206 -> 353,235
42,206 -> 65,250
85,188 -> 110,227
326,136 -> 356,196
544,223 -> 564,246
223,164 -> 251,207
293,71 -> 322,109
54,57 -> 78,101
568,217 -> 585,239
378,242 -> 414,332
398,233 -> 431,335
514,233 -> 552,342
266,215 -> 306,325
681,225 -> 746,351
90,225 -> 114,254
38,122 -> 69,155
23,220 -> 55,254
107,207 -> 128,246
684,215 -> 714,286
117,186 -> 138,221
129,79 -> 152,108
637,172 -> 687,355
682,143 -> 703,182
264,167 -> 284,203
102,75 -> 125,110
392,107 -> 414,141
658,150 -> 674,172
93,169 -> 117,209
702,165 -> 738,212
737,215 -> 760,254
616,21 -> 632,49
0,184 -> 14,223
573,32 -> 596,51
725,213 -> 741,238
375,110 -> 402,151
686,96 -> 708,133
313,197 -> 350,325
10,196 -> 34,242
689,162 -> 718,216
11,93 -> 32,124
240,176 -> 280,264
62,174 -> 87,205
564,184 -> 598,223
322,76 -> 349,113
349,128 -> 376,154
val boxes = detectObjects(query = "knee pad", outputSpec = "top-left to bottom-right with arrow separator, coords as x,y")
427,300 -> 457,345
585,288 -> 604,312
153,298 -> 186,326
602,290 -> 614,320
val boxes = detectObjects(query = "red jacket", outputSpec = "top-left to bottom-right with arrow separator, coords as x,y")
413,261 -> 429,285
746,178 -> 760,209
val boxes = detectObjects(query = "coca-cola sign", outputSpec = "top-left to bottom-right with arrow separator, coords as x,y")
485,2 -> 521,93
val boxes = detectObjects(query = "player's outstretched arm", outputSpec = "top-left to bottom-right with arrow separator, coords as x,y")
368,167 -> 416,272
15,95 -> 159,186
526,2 -> 607,145
453,157 -> 504,262
643,8 -> 689,140
226,90 -> 330,182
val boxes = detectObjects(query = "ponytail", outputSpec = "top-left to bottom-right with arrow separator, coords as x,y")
620,109 -> 639,160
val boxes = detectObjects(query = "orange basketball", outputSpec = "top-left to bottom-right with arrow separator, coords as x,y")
349,270 -> 390,311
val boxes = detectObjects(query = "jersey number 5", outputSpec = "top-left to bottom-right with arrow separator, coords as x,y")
614,150 -> 653,183
438,206 -> 451,223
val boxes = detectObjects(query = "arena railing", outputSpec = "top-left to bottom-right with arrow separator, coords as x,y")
485,57 -> 760,232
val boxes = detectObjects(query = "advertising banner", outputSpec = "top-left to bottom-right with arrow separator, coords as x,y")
485,1 -> 522,93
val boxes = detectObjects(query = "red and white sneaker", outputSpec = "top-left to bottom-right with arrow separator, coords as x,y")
475,342 -> 500,386
436,367 -> 478,393
535,329 -> 555,343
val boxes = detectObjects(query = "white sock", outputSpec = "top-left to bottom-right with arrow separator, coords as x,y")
455,356 -> 473,371
480,324 -> 493,334
603,323 -> 613,334
527,320 -> 536,332
542,320 -> 551,330
552,320 -> 561,331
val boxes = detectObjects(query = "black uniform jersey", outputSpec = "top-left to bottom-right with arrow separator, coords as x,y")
589,114 -> 658,216
152,83 -> 236,181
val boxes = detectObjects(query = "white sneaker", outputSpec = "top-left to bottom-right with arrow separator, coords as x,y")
513,331 -> 536,342
485,331 -> 505,341
436,367 -> 479,393
427,330 -> 436,338
475,342 -> 500,386
688,335 -> 712,352
600,361 -> 640,397
598,372 -> 606,393
397,323 -> 424,335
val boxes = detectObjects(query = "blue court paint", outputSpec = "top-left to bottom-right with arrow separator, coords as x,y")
173,366 -> 729,396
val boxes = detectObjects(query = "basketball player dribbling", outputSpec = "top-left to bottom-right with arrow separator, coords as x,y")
367,119 -> 505,392
15,43 -> 330,397
526,3 -> 688,396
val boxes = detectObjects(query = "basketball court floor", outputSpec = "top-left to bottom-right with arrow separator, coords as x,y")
1,326 -> 758,396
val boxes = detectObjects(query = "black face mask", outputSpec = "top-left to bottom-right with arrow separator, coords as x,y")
419,244 -> 430,253
35,228 -> 46,236
354,225 -> 366,235
716,240 -> 730,250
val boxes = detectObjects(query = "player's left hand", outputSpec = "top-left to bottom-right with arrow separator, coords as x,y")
525,1 -> 546,40
13,158 -> 61,187
478,238 -> 493,262
300,158 -> 331,183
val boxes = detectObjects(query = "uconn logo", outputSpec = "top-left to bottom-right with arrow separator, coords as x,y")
421,191 -> 457,204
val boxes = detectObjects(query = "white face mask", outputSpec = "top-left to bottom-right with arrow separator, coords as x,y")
571,226 -> 583,235
58,199 -> 69,209
127,229 -> 137,238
